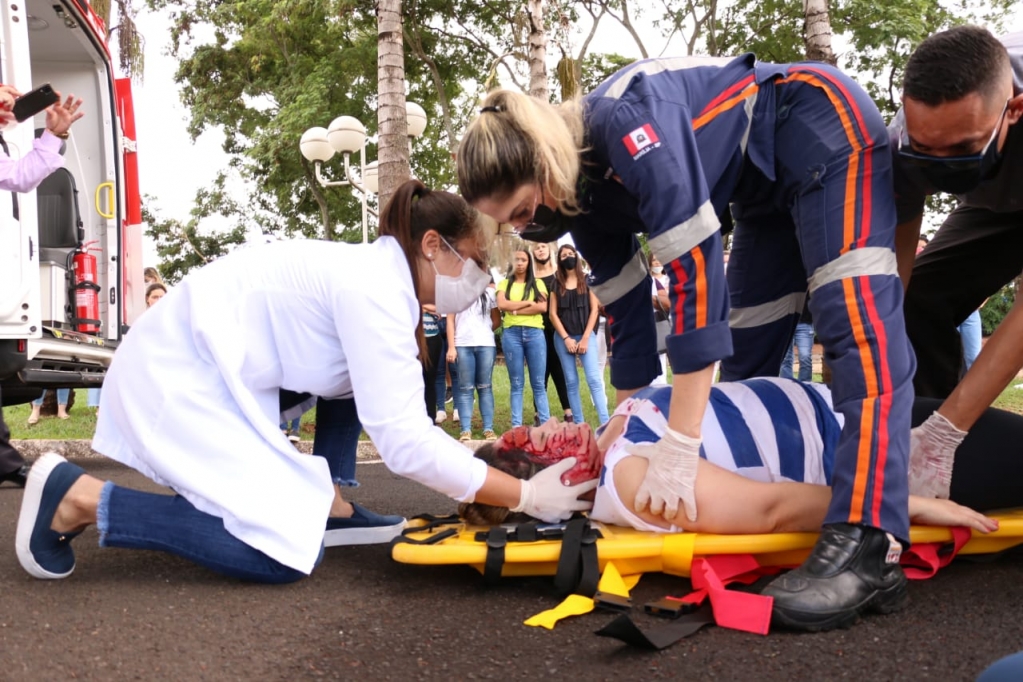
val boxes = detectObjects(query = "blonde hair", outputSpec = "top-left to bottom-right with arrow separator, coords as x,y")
457,90 -> 586,216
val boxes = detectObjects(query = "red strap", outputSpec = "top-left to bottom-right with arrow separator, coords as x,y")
674,555 -> 781,635
900,527 -> 972,580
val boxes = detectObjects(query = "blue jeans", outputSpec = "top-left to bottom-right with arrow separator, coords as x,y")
33,388 -> 70,406
455,346 -> 496,432
96,482 -> 320,583
434,320 -> 458,412
958,309 -> 982,372
87,388 -> 101,408
780,323 -> 814,382
502,326 -> 549,427
554,332 -> 610,425
279,417 -> 300,433
313,397 -> 360,487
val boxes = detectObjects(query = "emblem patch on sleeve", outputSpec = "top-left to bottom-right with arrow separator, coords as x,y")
622,123 -> 661,160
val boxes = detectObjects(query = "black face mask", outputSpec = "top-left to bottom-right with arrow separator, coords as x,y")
534,255 -> 551,264
898,100 -> 1008,195
520,203 -> 573,242
560,256 -> 578,271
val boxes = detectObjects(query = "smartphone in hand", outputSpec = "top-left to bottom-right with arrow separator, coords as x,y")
12,84 -> 58,122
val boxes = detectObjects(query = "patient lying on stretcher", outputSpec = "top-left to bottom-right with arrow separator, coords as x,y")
460,378 -> 1011,535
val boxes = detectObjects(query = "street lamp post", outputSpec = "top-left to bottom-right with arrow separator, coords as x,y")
300,102 -> 427,243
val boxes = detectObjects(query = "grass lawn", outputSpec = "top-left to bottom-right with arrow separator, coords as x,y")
8,369 -> 1023,442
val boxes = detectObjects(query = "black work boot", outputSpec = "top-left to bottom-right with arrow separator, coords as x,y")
762,523 -> 908,632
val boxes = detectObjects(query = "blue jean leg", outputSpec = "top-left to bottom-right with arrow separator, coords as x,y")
522,326 -> 550,423
455,346 -> 496,432
455,346 -> 476,432
555,333 -> 611,425
958,309 -> 982,372
502,327 -> 527,427
33,388 -> 70,406
577,333 -> 610,424
793,323 -> 814,382
96,482 -> 317,583
781,323 -> 814,381
313,396 -> 360,487
553,335 -> 584,422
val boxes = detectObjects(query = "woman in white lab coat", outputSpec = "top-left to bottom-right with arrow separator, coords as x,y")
16,180 -> 596,583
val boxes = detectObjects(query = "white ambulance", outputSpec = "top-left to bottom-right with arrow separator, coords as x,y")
0,0 -> 143,405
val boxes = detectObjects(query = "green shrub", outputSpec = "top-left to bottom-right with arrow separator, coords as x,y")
980,284 -> 1016,336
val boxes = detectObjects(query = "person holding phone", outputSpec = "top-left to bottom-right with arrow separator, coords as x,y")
0,85 -> 84,489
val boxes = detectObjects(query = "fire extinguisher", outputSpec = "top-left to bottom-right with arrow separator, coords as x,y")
67,240 -> 102,334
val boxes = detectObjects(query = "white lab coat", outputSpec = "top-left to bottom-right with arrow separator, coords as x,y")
93,237 -> 488,573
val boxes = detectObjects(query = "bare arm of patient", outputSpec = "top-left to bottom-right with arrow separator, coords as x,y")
613,455 -> 831,534
612,455 -> 998,534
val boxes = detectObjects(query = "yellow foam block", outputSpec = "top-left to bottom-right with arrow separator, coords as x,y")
391,510 -> 1023,579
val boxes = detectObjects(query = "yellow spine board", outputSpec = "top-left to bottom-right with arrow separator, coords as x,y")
391,510 -> 1023,579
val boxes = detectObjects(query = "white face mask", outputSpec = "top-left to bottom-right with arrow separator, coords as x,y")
651,266 -> 664,276
432,236 -> 491,315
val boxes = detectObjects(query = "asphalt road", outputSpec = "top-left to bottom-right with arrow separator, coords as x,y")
3,457 -> 1023,681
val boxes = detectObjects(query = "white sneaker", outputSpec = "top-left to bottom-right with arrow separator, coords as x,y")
452,408 -> 459,422
435,410 -> 447,424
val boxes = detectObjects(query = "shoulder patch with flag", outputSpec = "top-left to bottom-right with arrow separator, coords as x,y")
622,123 -> 661,160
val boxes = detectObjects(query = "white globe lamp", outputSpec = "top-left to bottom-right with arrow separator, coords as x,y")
299,127 -> 334,163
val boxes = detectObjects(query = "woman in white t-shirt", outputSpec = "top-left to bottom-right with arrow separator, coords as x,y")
446,283 -> 500,441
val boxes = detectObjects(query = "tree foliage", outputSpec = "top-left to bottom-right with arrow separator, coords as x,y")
146,0 -> 1018,278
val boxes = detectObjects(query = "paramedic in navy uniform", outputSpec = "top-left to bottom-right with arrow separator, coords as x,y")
457,55 -> 915,631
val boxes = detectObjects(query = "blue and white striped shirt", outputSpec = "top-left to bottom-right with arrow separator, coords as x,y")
591,378 -> 842,530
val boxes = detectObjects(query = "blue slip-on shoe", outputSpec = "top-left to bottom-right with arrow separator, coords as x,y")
16,452 -> 86,579
324,503 -> 406,547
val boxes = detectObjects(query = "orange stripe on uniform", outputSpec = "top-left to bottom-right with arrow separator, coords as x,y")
781,69 -> 888,522
779,73 -> 862,252
841,278 -> 880,523
691,247 -> 707,328
693,80 -> 759,130
796,65 -> 877,248
860,278 -> 893,524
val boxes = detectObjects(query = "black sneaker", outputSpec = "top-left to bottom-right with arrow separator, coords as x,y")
761,523 -> 908,632
445,387 -> 453,404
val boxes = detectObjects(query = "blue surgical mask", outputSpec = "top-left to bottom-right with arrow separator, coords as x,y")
898,99 -> 1008,195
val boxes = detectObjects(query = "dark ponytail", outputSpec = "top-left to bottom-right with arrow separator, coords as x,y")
378,179 -> 482,362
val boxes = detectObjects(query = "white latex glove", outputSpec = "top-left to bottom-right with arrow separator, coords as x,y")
511,457 -> 598,523
909,411 -> 967,500
626,427 -> 700,521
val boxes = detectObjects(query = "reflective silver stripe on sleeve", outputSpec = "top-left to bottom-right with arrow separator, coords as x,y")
729,292 -> 807,329
808,247 -> 898,294
604,56 -> 738,99
648,199 -> 721,266
590,249 -> 649,307
739,92 -> 758,153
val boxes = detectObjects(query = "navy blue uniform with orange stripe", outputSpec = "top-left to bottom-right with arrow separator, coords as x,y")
572,54 -> 915,541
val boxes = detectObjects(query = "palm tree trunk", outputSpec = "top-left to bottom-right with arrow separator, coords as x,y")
803,0 -> 837,65
377,0 -> 411,213
527,0 -> 548,101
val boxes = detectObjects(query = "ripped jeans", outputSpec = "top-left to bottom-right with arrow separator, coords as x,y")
455,346 -> 496,433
